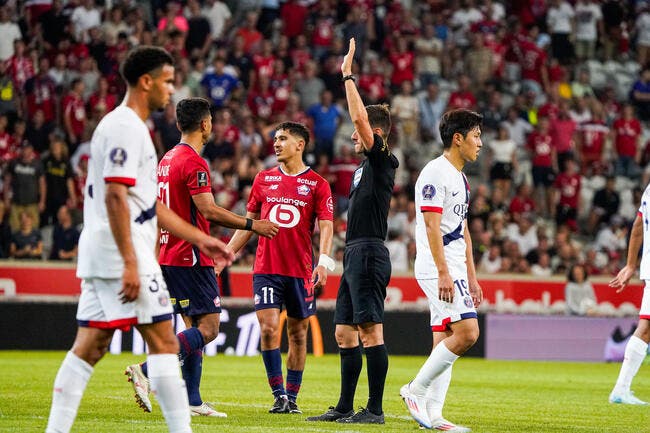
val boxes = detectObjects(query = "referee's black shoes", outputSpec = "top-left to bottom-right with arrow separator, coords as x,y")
336,407 -> 385,424
305,406 -> 354,422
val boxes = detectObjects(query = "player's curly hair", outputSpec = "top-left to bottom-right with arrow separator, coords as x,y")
439,109 -> 483,149
120,46 -> 174,87
176,97 -> 211,133
366,104 -> 391,139
276,121 -> 310,148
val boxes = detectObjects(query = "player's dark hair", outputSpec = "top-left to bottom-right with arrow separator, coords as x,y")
366,104 -> 391,139
120,46 -> 174,87
439,109 -> 483,149
176,97 -> 211,133
276,121 -> 310,148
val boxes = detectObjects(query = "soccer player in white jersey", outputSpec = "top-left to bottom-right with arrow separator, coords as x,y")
45,46 -> 234,433
400,109 -> 484,432
608,183 -> 650,405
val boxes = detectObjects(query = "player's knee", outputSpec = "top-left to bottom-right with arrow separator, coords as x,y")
462,327 -> 480,349
198,323 -> 220,343
335,328 -> 357,348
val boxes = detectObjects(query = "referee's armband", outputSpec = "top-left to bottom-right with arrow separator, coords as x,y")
318,254 -> 336,271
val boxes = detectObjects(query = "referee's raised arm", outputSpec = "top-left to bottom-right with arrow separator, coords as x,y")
341,38 -> 375,152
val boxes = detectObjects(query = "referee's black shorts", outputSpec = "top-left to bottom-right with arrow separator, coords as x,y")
334,238 -> 391,325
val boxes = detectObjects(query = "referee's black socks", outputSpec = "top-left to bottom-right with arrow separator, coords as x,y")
365,344 -> 388,415
335,346 -> 362,413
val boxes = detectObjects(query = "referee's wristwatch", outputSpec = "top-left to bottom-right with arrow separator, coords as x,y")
342,74 -> 356,83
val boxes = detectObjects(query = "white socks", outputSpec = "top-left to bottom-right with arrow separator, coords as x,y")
425,365 -> 452,418
148,354 -> 192,433
614,335 -> 648,392
46,351 -> 94,433
411,341 -> 459,395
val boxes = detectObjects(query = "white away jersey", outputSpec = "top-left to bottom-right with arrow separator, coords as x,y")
414,155 -> 470,279
77,105 -> 161,279
639,184 -> 650,280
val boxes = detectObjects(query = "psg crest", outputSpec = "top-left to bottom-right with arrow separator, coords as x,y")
422,184 -> 436,200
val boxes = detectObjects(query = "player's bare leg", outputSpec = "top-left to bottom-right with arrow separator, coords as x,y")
46,327 -> 113,433
257,308 -> 289,413
285,316 -> 309,413
138,321 -> 192,433
610,318 -> 650,405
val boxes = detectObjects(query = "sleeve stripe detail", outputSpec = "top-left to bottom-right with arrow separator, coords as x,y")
639,211 -> 643,217
421,206 -> 443,213
104,177 -> 136,186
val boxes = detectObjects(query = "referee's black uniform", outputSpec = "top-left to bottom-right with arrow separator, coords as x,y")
334,133 -> 399,325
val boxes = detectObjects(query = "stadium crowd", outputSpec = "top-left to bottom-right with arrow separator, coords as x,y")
0,0 -> 648,280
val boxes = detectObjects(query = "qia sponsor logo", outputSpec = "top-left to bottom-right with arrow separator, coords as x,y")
297,185 -> 310,196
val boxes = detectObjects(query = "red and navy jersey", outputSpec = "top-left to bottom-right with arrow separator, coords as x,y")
158,143 -> 213,267
248,166 -> 333,280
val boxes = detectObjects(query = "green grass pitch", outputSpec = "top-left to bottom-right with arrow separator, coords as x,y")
1,351 -> 649,433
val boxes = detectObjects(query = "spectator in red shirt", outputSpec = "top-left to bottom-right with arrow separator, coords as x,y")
330,143 -> 360,213
612,104 -> 642,179
515,26 -> 550,96
550,100 -> 577,171
388,35 -> 415,92
0,113 -> 16,165
252,39 -> 276,86
576,104 -> 609,176
310,6 -> 336,61
62,78 -> 87,151
447,74 -> 477,110
280,0 -> 308,38
290,34 -> 312,74
509,183 -> 537,223
553,158 -> 581,231
236,11 -> 263,54
358,57 -> 387,105
270,60 -> 291,114
527,116 -> 557,217
6,39 -> 34,92
88,76 -> 117,117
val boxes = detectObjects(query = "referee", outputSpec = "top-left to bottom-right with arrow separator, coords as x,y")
307,38 -> 398,425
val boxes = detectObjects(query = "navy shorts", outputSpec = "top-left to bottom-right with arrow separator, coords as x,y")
161,265 -> 221,316
252,274 -> 316,319
335,239 -> 391,325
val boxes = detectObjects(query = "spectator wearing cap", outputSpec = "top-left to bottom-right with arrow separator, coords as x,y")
3,141 -> 45,231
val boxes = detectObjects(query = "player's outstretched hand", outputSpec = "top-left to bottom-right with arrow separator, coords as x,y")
341,38 -> 355,76
119,261 -> 140,303
197,235 -> 235,269
312,265 -> 327,293
609,265 -> 634,293
253,219 -> 280,239
438,272 -> 454,303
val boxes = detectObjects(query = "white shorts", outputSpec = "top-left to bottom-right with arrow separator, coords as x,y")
418,265 -> 477,331
640,282 -> 650,320
76,273 -> 173,330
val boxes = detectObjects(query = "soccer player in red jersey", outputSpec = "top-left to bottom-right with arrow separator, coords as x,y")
223,121 -> 334,414
125,98 -> 278,417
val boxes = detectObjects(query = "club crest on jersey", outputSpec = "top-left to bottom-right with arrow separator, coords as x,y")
352,167 -> 363,188
254,294 -> 261,305
214,296 -> 221,308
422,184 -> 436,200
326,196 -> 333,213
158,294 -> 169,307
464,297 -> 474,308
297,185 -> 310,196
197,171 -> 208,187
109,147 -> 127,166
